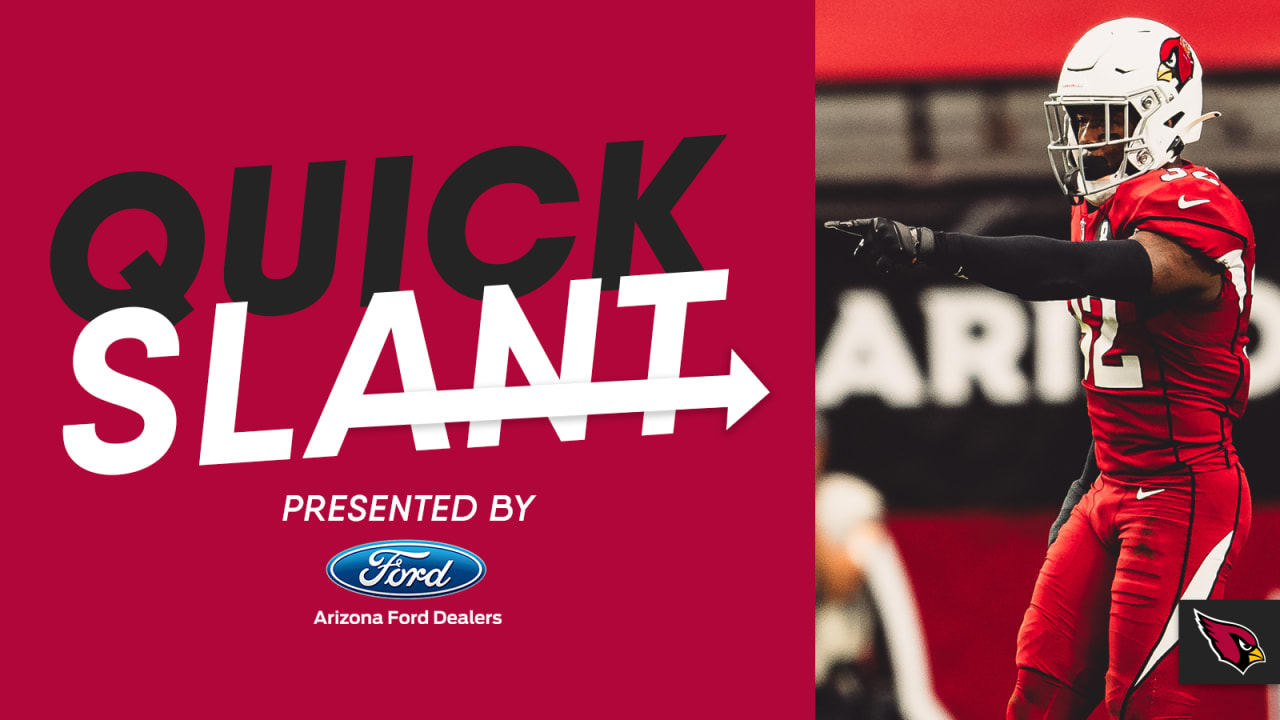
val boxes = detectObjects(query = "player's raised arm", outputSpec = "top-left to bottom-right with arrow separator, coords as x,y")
825,217 -> 1221,303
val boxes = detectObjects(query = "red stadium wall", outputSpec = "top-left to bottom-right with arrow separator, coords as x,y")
817,0 -> 1280,83
889,503 -> 1280,720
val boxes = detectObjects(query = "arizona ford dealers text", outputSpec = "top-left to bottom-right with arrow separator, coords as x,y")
284,494 -> 534,522
315,610 -> 502,625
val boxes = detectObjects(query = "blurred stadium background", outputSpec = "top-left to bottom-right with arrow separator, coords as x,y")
816,2 -> 1280,718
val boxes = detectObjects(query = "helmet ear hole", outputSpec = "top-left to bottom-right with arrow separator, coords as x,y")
1165,111 -> 1185,129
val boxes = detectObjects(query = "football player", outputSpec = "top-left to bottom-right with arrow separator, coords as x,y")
827,18 -> 1254,720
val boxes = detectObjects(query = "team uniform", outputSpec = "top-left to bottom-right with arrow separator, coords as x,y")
1011,164 -> 1255,719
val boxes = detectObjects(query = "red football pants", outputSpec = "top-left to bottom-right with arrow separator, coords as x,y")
1007,465 -> 1251,720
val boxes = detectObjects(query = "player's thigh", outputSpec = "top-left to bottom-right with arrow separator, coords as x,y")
1105,467 -> 1250,719
1014,501 -> 1114,692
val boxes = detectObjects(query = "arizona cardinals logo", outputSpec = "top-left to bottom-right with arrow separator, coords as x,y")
1157,37 -> 1194,91
1194,609 -> 1267,675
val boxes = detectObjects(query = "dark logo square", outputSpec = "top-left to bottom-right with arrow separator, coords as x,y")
1179,600 -> 1279,684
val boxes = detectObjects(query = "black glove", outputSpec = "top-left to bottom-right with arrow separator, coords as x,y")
824,217 -> 938,273
1048,440 -> 1099,548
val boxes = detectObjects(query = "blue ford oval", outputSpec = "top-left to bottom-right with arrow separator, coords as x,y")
326,540 -> 485,599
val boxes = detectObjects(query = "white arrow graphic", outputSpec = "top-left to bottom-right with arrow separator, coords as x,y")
348,351 -> 768,430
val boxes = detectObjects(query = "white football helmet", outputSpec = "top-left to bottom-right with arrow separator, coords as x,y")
1045,18 -> 1219,202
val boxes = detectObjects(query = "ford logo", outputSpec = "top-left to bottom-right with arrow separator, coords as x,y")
326,540 -> 486,599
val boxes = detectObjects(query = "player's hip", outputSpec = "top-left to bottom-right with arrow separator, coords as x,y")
1083,464 -> 1249,542
1097,461 -> 1246,493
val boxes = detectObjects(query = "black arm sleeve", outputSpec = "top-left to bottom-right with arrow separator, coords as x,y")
930,231 -> 1153,301
1048,440 -> 1099,548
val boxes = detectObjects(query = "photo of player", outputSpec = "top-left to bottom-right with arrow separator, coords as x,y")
831,18 -> 1251,716
817,5 -> 1280,719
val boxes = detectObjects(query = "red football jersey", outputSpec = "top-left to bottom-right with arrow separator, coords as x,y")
1068,162 -> 1255,475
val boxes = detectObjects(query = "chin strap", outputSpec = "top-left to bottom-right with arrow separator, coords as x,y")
1185,111 -> 1223,133
1162,109 -> 1218,156
1166,111 -> 1222,158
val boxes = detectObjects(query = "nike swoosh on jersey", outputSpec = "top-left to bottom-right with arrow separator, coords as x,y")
1178,195 -> 1211,209
1136,488 -> 1167,499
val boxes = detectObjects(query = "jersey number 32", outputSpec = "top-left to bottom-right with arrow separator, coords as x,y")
1068,296 -> 1144,389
